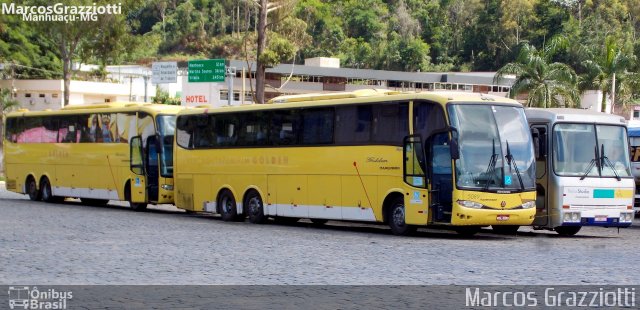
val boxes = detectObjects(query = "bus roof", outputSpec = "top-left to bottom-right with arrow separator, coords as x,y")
525,108 -> 627,126
179,90 -> 521,116
5,102 -> 183,118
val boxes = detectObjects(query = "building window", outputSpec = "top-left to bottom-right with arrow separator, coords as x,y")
105,99 -> 111,103
634,111 -> 639,119
39,94 -> 45,98
25,93 -> 31,98
52,93 -> 59,98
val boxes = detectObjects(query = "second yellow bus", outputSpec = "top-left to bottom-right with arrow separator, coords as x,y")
173,90 -> 537,235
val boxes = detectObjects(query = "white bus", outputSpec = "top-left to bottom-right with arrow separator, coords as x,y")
526,108 -> 634,235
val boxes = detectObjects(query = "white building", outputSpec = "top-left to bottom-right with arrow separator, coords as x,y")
180,58 -> 516,108
0,79 -> 146,111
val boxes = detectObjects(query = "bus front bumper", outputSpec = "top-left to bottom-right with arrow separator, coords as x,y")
450,206 -> 536,226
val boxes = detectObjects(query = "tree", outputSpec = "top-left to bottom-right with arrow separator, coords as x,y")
495,37 -> 580,108
253,0 -> 299,103
33,0 -> 136,105
0,88 -> 20,147
579,36 -> 636,113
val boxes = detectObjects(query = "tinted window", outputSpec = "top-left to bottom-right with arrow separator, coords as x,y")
214,113 -> 240,147
414,101 -> 447,142
271,110 -> 300,146
238,111 -> 269,146
176,115 -> 194,149
335,105 -> 372,144
372,102 -> 408,145
301,108 -> 333,145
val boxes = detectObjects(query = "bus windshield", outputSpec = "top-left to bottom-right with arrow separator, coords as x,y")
553,123 -> 631,177
156,115 -> 176,177
448,104 -> 536,191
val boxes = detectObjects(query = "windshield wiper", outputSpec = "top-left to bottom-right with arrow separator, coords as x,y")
483,139 -> 499,190
580,145 -> 601,180
505,141 -> 525,190
599,144 -> 621,181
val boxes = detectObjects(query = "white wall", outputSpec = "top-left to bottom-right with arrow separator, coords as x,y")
581,90 -> 610,113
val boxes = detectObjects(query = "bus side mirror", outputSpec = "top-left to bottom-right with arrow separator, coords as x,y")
531,128 -> 540,159
449,127 -> 460,160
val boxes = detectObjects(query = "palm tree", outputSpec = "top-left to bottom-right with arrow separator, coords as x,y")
578,36 -> 636,113
495,37 -> 580,108
1,88 -> 19,114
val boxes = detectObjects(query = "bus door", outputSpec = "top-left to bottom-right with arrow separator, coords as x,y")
146,135 -> 160,202
429,132 -> 453,223
129,136 -> 147,203
531,124 -> 549,226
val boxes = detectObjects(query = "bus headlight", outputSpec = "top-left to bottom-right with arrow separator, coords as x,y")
521,201 -> 535,209
161,184 -> 174,191
457,200 -> 483,209
620,212 -> 634,222
572,213 -> 580,222
563,212 -> 581,223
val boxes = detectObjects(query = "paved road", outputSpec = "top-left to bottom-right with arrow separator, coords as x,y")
0,185 -> 639,285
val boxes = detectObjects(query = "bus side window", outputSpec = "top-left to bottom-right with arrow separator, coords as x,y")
372,102 -> 408,146
301,108 -> 334,145
176,115 -> 193,149
335,105 -> 372,145
271,110 -> 300,145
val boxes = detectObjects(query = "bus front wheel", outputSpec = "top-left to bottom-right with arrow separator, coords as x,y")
219,190 -> 240,222
129,202 -> 148,211
555,226 -> 581,236
388,197 -> 416,236
26,177 -> 40,201
245,191 -> 267,224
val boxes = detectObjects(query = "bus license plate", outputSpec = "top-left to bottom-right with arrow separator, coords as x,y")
496,215 -> 510,221
595,215 -> 607,222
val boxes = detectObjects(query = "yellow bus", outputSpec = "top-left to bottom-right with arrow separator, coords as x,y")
173,90 -> 537,235
3,102 -> 182,210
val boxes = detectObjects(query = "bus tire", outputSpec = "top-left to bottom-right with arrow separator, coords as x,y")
219,190 -> 239,222
455,226 -> 481,236
310,219 -> 329,225
245,191 -> 267,224
388,197 -> 416,236
40,177 -> 56,203
555,226 -> 581,236
129,202 -> 148,211
491,225 -> 520,234
26,176 -> 40,201
81,198 -> 109,206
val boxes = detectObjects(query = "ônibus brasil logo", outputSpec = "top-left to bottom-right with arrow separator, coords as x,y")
8,286 -> 73,310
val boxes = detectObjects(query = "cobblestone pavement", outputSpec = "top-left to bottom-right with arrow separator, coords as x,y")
0,185 -> 639,285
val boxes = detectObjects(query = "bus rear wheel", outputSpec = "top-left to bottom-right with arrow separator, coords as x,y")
555,226 -> 581,236
491,225 -> 520,234
245,191 -> 267,224
39,177 -> 60,203
388,197 -> 416,236
219,190 -> 240,222
26,177 -> 40,201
